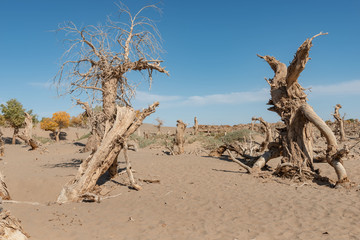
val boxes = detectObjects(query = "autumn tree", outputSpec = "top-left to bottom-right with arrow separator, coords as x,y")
55,3 -> 168,203
0,99 -> 26,144
40,112 -> 70,142
52,111 -> 70,141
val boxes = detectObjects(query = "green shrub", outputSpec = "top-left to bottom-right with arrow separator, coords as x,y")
221,129 -> 251,145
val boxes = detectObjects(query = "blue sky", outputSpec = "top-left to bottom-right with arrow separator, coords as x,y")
0,0 -> 359,126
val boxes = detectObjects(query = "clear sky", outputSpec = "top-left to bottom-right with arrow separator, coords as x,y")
0,0 -> 359,126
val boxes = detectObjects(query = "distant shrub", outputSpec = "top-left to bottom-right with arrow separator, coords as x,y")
70,114 -> 86,128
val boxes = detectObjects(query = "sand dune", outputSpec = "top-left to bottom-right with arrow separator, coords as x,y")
1,126 -> 360,240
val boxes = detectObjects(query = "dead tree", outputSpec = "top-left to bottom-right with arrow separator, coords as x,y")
0,129 -> 4,157
253,32 -> 349,185
55,4 -> 168,202
251,117 -> 272,153
332,104 -> 347,142
57,103 -> 158,203
174,120 -> 187,155
17,113 -> 39,150
222,33 -> 349,186
194,117 -> 198,135
155,117 -> 163,135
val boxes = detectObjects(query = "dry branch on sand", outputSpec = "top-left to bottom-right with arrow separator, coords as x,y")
217,33 -> 351,187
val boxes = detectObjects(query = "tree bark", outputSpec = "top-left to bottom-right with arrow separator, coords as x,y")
57,102 -> 159,203
332,104 -> 347,142
55,130 -> 60,142
257,32 -> 349,184
174,120 -> 187,155
12,128 -> 19,145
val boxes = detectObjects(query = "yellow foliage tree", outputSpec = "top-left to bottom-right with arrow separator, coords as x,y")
40,118 -> 58,132
52,112 -> 70,141
40,111 -> 70,142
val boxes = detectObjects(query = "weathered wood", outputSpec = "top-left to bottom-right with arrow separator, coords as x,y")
258,32 -> 349,184
123,142 -> 142,190
332,104 -> 347,142
174,120 -> 187,155
251,117 -> 272,153
17,113 -> 39,150
57,102 -> 158,203
226,150 -> 252,173
0,206 -> 29,240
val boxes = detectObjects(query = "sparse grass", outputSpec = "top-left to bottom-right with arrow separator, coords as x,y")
77,132 -> 91,141
34,135 -> 52,144
128,129 -> 252,150
221,129 -> 251,145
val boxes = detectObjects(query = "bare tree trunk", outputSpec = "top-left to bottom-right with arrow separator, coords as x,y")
332,104 -> 347,142
12,128 -> 19,145
0,129 -> 4,157
57,103 -> 158,203
194,117 -> 198,135
257,32 -> 349,184
55,131 -> 60,142
174,120 -> 187,155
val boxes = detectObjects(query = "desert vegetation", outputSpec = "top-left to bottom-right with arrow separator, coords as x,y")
1,2 -> 360,240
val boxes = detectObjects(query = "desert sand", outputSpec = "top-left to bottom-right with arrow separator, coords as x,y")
1,125 -> 360,240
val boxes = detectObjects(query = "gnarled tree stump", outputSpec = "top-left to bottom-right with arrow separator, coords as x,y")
255,32 -> 349,184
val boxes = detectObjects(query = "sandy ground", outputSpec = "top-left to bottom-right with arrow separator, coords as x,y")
1,125 -> 360,240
